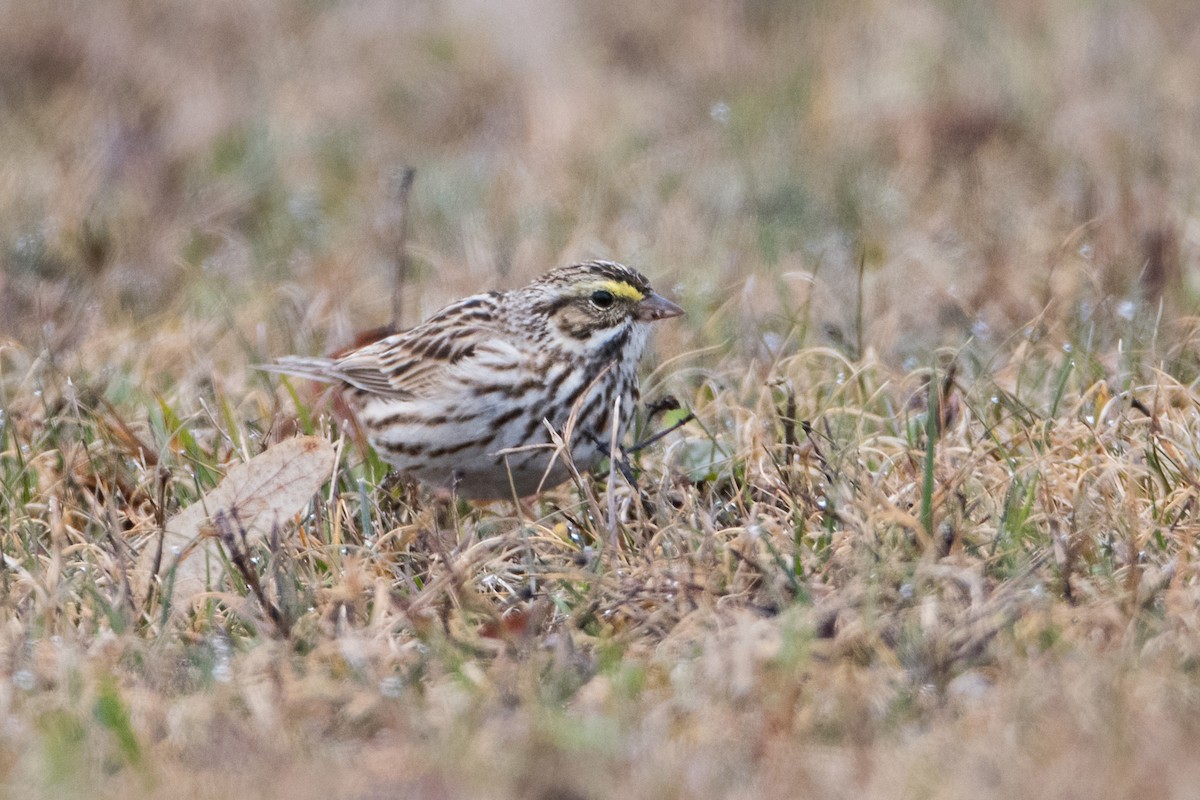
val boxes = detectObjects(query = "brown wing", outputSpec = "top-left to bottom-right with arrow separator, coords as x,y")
329,291 -> 503,397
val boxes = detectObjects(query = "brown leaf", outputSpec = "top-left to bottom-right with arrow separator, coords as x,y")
134,436 -> 337,610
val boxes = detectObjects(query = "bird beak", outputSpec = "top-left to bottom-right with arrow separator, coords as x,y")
636,291 -> 685,321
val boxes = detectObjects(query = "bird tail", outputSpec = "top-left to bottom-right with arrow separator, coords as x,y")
257,356 -> 341,384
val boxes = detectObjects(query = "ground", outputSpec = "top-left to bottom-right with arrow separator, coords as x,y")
3,1 -> 1200,797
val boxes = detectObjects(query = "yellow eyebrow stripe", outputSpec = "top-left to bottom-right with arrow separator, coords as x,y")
596,280 -> 645,302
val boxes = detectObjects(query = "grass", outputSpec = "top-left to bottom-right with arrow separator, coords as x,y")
4,0 -> 1200,797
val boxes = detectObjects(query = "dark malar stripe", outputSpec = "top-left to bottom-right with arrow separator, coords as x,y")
595,327 -> 631,361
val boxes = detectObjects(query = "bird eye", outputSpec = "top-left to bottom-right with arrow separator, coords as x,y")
590,290 -> 615,309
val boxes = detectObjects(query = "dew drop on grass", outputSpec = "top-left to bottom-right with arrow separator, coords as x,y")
15,234 -> 39,258
900,583 -> 913,600
1116,300 -> 1135,320
210,640 -> 232,684
287,190 -> 319,222
380,676 -> 403,698
816,496 -> 827,509
1062,342 -> 1072,353
13,670 -> 34,691
1085,415 -> 1095,425
1079,243 -> 1093,259
990,396 -> 999,405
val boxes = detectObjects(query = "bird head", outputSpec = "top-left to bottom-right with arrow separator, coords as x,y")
530,261 -> 684,347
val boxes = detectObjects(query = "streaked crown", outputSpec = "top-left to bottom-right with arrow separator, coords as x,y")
524,261 -> 680,343
533,260 -> 653,301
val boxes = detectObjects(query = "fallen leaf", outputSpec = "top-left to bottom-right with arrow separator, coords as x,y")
134,436 -> 337,610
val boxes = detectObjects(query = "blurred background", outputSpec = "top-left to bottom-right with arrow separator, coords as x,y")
2,0 -> 1198,374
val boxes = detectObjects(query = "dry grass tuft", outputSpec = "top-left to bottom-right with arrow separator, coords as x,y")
4,0 -> 1200,797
